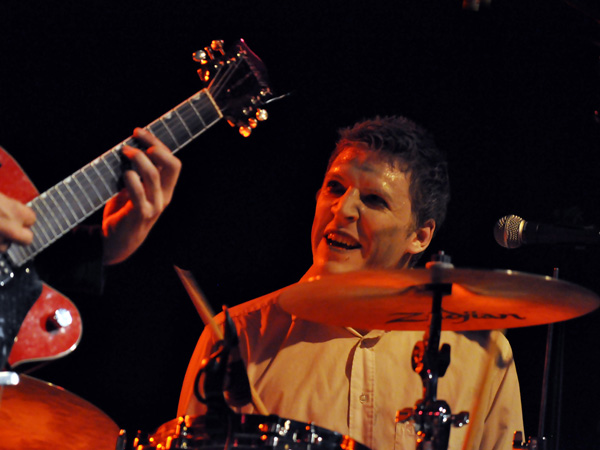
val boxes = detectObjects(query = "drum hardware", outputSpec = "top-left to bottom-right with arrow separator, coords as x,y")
193,307 -> 249,436
278,252 -> 600,450
134,413 -> 372,450
395,253 -> 470,450
175,265 -> 269,415
0,371 -> 19,386
116,308 -> 252,450
128,306 -> 371,449
513,431 -> 545,449
512,268 -> 566,450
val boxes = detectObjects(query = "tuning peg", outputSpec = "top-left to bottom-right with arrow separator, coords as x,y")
192,49 -> 208,63
197,68 -> 210,83
256,109 -> 268,121
239,126 -> 252,138
210,40 -> 225,55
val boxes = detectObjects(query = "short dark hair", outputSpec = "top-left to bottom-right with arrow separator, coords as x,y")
329,115 -> 450,233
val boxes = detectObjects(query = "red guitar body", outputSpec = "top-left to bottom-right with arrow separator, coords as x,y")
0,147 -> 82,367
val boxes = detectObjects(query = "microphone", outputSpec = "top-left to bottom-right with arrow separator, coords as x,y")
494,214 -> 600,249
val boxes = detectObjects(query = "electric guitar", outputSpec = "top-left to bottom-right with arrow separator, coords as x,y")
0,39 -> 273,368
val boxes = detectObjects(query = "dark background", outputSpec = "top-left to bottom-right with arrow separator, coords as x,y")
1,0 -> 599,448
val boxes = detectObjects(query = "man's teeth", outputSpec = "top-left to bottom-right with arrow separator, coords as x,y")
325,233 -> 360,249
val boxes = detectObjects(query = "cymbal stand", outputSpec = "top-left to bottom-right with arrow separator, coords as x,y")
397,255 -> 469,450
513,268 -> 565,450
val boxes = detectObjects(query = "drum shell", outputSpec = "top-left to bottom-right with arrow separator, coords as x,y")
138,413 -> 370,450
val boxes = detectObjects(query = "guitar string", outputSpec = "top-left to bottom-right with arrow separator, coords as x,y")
8,47 -> 260,267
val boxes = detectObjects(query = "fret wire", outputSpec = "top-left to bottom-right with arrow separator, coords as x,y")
28,224 -> 51,255
188,93 -> 208,128
63,177 -> 89,219
81,167 -> 105,205
8,243 -> 26,266
54,184 -> 79,225
37,196 -> 64,236
29,202 -> 55,243
191,96 -> 221,124
178,102 -> 206,137
147,121 -> 177,151
72,172 -> 96,211
103,151 -> 121,177
202,90 -> 224,121
191,93 -> 215,123
46,189 -> 73,231
160,113 -> 188,147
27,218 -> 44,250
175,136 -> 193,150
101,150 -> 121,181
158,116 -> 181,149
91,159 -> 115,198
174,109 -> 193,138
191,107 -> 221,133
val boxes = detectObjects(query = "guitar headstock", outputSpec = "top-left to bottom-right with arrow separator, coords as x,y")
194,39 -> 273,137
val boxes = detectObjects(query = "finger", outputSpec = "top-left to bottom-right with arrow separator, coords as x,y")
121,146 -> 162,214
132,127 -> 180,205
121,168 -> 147,215
133,127 -> 169,152
0,195 -> 36,226
15,201 -> 37,227
0,221 -> 35,246
145,145 -> 181,204
0,196 -> 36,245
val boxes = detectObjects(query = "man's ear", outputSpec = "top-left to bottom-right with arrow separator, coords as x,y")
407,219 -> 435,254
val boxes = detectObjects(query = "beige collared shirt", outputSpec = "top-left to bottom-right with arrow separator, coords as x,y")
179,288 -> 523,450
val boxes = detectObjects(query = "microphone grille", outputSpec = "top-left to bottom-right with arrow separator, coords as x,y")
494,215 -> 524,249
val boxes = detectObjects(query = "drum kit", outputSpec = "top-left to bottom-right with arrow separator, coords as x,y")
1,254 -> 598,450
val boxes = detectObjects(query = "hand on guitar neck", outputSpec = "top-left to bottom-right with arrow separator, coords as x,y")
1,38 -> 273,368
0,130 -> 179,369
0,128 -> 181,265
102,127 -> 181,265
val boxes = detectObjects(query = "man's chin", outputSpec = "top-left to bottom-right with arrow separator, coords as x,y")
316,260 -> 364,276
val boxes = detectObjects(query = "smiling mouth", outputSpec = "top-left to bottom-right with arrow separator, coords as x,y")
325,232 -> 361,250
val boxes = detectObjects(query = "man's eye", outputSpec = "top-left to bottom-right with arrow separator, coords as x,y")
364,194 -> 388,209
326,180 -> 346,195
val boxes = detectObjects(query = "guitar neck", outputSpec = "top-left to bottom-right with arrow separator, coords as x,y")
7,89 -> 222,268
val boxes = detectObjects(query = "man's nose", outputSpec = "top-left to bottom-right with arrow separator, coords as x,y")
332,188 -> 360,221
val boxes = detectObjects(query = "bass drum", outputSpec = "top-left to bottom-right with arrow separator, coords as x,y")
136,413 -> 370,450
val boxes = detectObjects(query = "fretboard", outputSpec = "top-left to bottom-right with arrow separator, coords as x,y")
7,88 -> 222,268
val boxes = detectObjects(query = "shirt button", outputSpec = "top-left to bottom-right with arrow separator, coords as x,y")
359,393 -> 369,404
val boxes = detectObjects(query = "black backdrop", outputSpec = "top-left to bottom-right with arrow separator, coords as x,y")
1,1 -> 599,448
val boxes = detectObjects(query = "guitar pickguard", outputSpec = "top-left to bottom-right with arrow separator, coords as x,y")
0,147 -> 82,369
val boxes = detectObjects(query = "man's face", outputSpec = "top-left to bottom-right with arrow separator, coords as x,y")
309,146 -> 433,276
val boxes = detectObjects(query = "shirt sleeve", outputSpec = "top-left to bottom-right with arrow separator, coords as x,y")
479,334 -> 525,450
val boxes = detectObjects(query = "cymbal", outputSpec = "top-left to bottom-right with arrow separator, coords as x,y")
278,268 -> 600,331
0,374 -> 119,450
